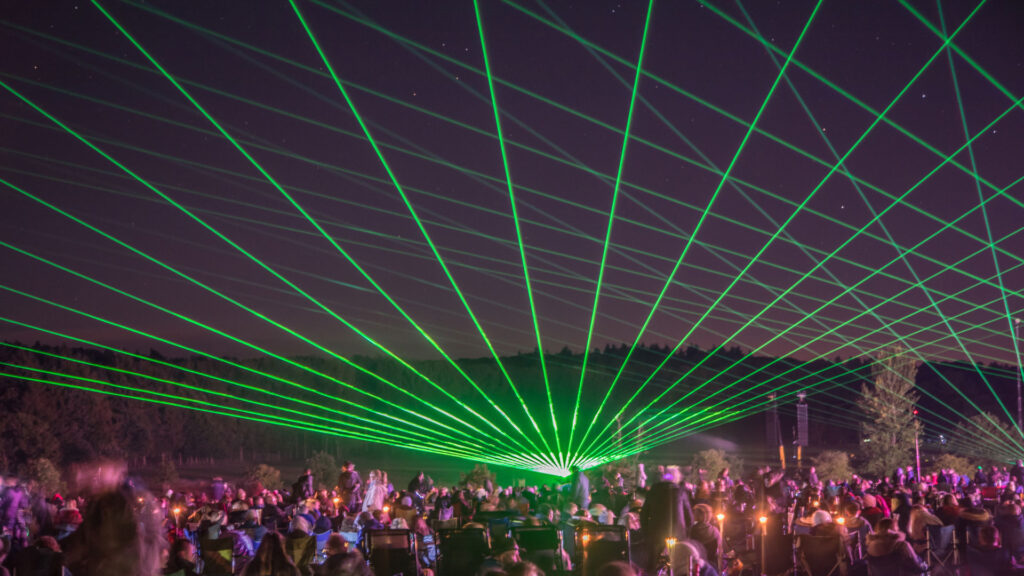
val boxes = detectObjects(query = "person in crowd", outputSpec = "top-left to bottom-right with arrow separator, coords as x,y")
477,539 -> 522,576
0,536 -> 10,576
690,504 -> 722,565
669,539 -> 719,576
294,469 -> 315,503
860,494 -> 885,528
906,497 -> 942,554
337,462 -> 362,513
506,561 -> 544,576
241,531 -> 302,576
571,467 -> 591,511
994,502 -> 1024,558
163,538 -> 199,576
865,518 -> 927,575
361,470 -> 387,514
596,561 -> 639,576
314,534 -> 369,576
62,487 -> 166,576
891,491 -> 912,535
640,466 -> 692,572
936,493 -> 961,526
966,524 -> 1017,576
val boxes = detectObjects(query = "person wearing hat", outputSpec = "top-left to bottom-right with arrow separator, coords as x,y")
337,461 -> 362,512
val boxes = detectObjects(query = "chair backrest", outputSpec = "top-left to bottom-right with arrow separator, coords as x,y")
512,526 -> 560,551
866,551 -> 903,576
799,534 -> 843,576
847,531 -> 863,562
14,547 -> 65,576
286,535 -> 317,576
246,525 -> 268,550
366,529 -> 416,576
513,526 -> 564,572
200,536 -> 234,576
926,523 -> 956,563
965,545 -> 1013,576
314,530 -> 332,560
576,525 -> 629,576
437,528 -> 489,576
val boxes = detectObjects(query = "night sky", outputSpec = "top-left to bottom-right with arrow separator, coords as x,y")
2,0 -> 1023,371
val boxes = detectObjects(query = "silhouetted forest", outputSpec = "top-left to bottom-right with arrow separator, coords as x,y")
0,340 -> 1019,475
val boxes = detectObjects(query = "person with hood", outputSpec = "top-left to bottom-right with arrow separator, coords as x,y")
690,504 -> 722,567
959,502 -> 993,543
865,518 -> 927,576
906,498 -> 942,555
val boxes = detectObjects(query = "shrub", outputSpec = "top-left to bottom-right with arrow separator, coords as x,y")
27,458 -> 64,496
813,450 -> 855,482
460,463 -> 496,490
931,453 -> 974,477
155,459 -> 178,488
690,449 -> 743,482
305,451 -> 338,490
246,463 -> 283,492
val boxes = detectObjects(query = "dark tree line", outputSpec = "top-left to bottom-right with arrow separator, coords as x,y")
0,340 -> 1018,476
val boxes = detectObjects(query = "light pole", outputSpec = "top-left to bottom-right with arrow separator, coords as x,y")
913,409 -> 921,483
1015,318 -> 1022,433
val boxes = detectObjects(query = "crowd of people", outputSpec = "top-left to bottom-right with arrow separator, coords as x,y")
4,457 -> 1024,576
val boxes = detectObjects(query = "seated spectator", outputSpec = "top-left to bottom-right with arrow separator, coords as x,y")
163,538 -> 199,576
669,539 -> 719,576
0,537 -> 10,576
507,561 -> 544,576
262,494 -> 285,529
844,501 -> 873,543
314,535 -> 370,576
596,561 -> 639,576
55,500 -> 82,529
861,495 -> 885,529
241,532 -> 302,576
15,535 -> 71,576
966,525 -> 1016,576
865,518 -> 927,575
288,515 -> 313,538
478,539 -> 522,576
355,511 -> 384,551
994,503 -> 1024,557
391,495 -> 418,528
936,494 -> 961,526
906,500 -> 942,554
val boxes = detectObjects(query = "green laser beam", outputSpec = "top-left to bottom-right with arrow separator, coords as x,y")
568,0 -> 656,462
